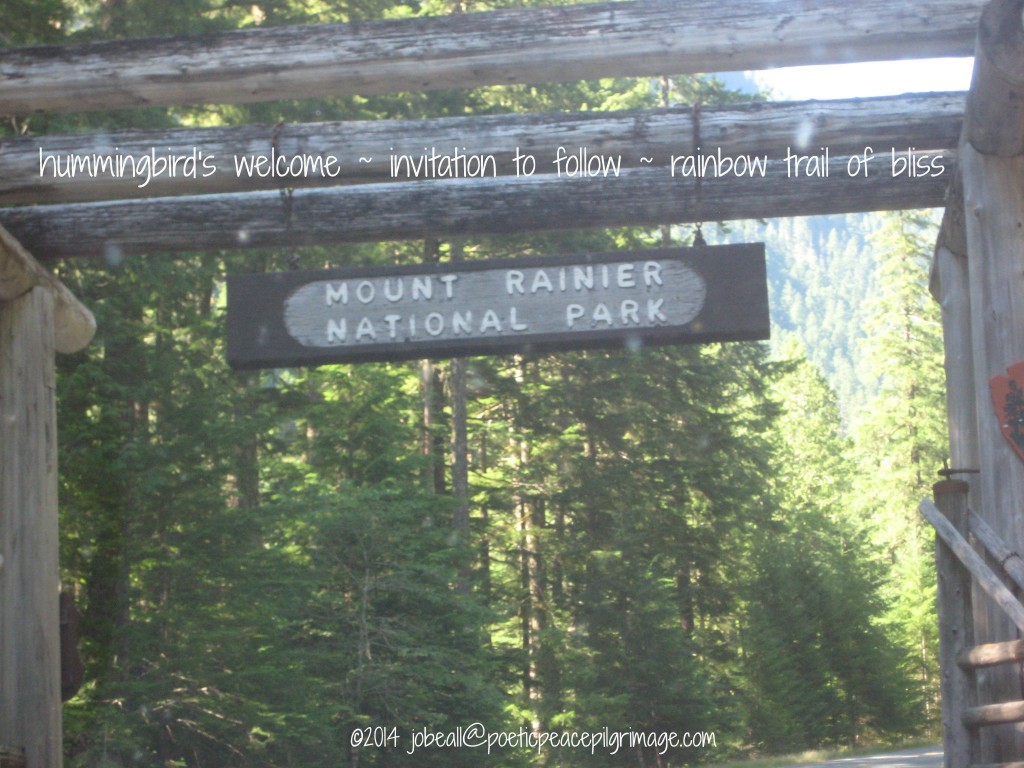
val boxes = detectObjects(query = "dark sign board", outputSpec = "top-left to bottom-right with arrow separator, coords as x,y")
226,244 -> 769,369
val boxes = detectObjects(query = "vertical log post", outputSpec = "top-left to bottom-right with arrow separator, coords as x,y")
964,146 -> 1024,763
961,0 -> 1024,760
934,480 -> 979,768
0,287 -> 62,768
933,181 -> 995,766
934,174 -> 985,533
0,225 -> 94,768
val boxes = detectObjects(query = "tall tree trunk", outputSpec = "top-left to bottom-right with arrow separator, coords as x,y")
449,238 -> 471,593
513,359 -> 552,735
420,239 -> 447,494
85,310 -> 142,677
525,496 -> 548,733
675,557 -> 695,635
233,372 -> 261,510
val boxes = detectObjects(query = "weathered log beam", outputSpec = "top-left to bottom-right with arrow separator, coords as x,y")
0,225 -> 95,353
0,153 -> 955,260
0,0 -> 983,115
3,92 -> 965,204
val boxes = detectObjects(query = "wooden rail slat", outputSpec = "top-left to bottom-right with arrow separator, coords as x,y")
920,499 -> 1024,636
959,639 -> 1024,669
963,701 -> 1024,728
968,509 -> 1024,592
0,0 -> 984,115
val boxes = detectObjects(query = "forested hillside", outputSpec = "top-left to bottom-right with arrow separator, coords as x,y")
3,1 -> 949,766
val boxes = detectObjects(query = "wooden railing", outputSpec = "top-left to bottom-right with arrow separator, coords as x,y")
921,482 -> 1024,768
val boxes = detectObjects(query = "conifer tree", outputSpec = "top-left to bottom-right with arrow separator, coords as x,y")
852,211 -> 947,724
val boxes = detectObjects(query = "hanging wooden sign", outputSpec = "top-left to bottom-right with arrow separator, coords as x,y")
226,243 -> 769,369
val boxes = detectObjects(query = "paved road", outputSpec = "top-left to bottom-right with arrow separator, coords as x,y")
785,746 -> 943,768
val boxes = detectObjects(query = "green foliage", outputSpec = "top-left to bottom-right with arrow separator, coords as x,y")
0,0 -> 69,44
850,212 -> 947,726
741,355 -> 920,753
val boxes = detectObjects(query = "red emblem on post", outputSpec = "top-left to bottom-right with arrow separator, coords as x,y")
990,362 -> 1024,464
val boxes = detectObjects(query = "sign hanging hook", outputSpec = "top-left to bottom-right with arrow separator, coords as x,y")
692,222 -> 706,247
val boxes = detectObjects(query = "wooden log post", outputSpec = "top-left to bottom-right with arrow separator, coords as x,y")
964,146 -> 1024,761
0,226 -> 94,768
932,176 -> 1001,767
961,0 -> 1024,761
933,171 -> 985,535
934,480 -> 979,768
0,287 -> 61,768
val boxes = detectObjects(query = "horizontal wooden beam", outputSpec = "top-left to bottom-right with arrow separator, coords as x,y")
0,0 -> 983,115
0,225 -> 95,353
4,92 -> 965,204
959,639 -> 1024,669
963,700 -> 1024,728
920,498 -> 1024,636
0,153 -> 954,260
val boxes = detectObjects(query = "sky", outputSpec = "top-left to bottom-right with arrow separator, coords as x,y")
743,57 -> 974,100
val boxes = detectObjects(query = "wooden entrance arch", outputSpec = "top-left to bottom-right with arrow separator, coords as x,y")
1,0 -> 1021,765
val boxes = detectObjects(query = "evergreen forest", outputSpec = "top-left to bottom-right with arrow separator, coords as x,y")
2,1 -> 951,765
